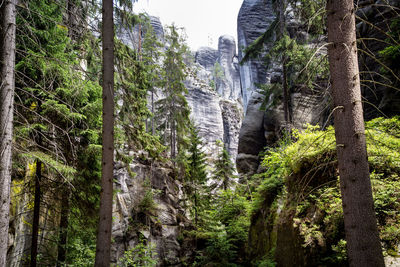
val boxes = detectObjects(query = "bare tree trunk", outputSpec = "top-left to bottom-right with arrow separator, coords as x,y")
95,0 -> 114,265
56,190 -> 70,266
278,0 -> 291,127
0,0 -> 16,265
326,1 -> 384,266
30,160 -> 42,267
151,89 -> 155,135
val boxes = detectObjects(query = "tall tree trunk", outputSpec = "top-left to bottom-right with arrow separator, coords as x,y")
30,160 -> 42,267
151,88 -> 155,135
95,0 -> 114,265
56,190 -> 70,266
278,0 -> 291,127
0,0 -> 16,264
326,1 -> 384,266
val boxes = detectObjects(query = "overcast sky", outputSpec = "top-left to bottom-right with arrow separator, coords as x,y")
133,0 -> 243,50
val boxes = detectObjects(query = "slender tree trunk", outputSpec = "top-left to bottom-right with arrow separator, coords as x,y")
30,160 -> 42,267
151,89 -> 155,135
0,0 -> 16,265
138,23 -> 142,61
171,119 -> 176,159
282,58 -> 291,124
95,0 -> 114,265
326,1 -> 384,266
278,0 -> 291,126
57,190 -> 70,266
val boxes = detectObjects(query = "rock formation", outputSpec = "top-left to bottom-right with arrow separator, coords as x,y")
236,0 -> 330,175
112,19 -> 243,265
188,35 -> 243,161
112,159 -> 193,265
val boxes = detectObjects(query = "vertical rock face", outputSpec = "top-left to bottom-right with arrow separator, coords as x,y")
217,35 -> 242,101
188,35 -> 243,162
112,16 -> 244,264
237,0 -> 275,111
112,160 -> 193,265
236,0 -> 276,174
236,0 -> 330,175
149,16 -> 164,40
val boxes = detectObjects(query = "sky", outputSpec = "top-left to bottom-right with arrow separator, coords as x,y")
133,0 -> 244,50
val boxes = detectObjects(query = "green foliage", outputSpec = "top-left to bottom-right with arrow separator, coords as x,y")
115,38 -> 164,159
138,179 -> 158,215
212,140 -> 236,191
288,0 -> 327,35
379,18 -> 400,70
252,117 -> 400,264
267,35 -> 328,90
66,222 -> 97,267
155,25 -> 191,159
12,1 -> 103,265
119,237 -> 158,267
190,188 -> 251,266
184,124 -> 209,224
211,62 -> 225,90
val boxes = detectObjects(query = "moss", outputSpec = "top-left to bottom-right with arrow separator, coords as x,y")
251,117 -> 400,265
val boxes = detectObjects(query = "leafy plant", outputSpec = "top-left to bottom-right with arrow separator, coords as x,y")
119,237 -> 158,267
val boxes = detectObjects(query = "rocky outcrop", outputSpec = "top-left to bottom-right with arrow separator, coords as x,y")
188,35 -> 243,162
237,0 -> 275,110
113,18 -> 243,265
217,35 -> 242,101
112,160 -> 193,265
236,0 -> 330,175
236,0 -> 275,174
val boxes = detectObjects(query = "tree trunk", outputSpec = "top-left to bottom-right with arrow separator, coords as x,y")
95,0 -> 114,266
30,160 -> 42,267
56,190 -> 70,266
326,1 -> 384,266
0,0 -> 16,264
151,84 -> 155,136
278,0 -> 291,127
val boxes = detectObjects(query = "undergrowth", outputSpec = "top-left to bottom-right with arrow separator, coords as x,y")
251,116 -> 400,265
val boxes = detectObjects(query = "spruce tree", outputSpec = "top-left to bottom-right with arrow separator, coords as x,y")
212,141 -> 235,191
0,0 -> 16,264
326,0 -> 384,265
12,0 -> 102,264
186,124 -> 208,224
156,25 -> 191,160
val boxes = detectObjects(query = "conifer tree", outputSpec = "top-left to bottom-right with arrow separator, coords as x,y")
156,25 -> 191,159
12,1 -> 102,265
212,141 -> 235,191
186,124 -> 208,224
95,0 -> 114,265
326,0 -> 384,265
0,0 -> 16,265
141,20 -> 163,135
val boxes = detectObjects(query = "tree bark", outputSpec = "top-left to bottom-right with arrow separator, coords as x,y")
278,0 -> 291,127
0,0 -> 16,265
56,190 -> 70,266
326,1 -> 384,266
95,0 -> 114,265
